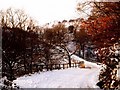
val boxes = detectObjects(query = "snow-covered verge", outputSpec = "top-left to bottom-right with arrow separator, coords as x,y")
0,77 -> 4,88
13,68 -> 100,88
71,55 -> 101,68
0,77 -> 19,89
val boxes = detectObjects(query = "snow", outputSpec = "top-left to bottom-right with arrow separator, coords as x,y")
13,55 -> 101,88
118,69 -> 120,80
0,77 -> 5,88
71,55 -> 101,68
13,68 -> 100,88
67,41 -> 76,52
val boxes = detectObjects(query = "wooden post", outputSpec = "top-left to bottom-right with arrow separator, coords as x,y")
63,64 -> 65,69
50,64 -> 52,71
46,65 -> 48,71
67,64 -> 68,68
41,65 -> 43,71
39,65 -> 43,71
75,63 -> 77,67
59,64 -> 60,70
73,63 -> 75,67
36,65 -> 38,72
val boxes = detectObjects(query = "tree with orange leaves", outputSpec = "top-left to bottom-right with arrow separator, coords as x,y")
77,2 -> 120,89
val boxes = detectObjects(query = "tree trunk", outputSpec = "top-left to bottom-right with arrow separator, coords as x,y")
30,48 -> 33,73
9,65 -> 14,81
68,55 -> 71,67
78,45 -> 82,57
23,52 -> 27,74
82,44 -> 85,59
30,39 -> 34,74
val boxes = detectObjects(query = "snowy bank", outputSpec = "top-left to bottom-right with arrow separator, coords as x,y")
71,55 -> 101,68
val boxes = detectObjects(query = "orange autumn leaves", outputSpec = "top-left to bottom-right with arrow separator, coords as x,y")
80,15 -> 119,48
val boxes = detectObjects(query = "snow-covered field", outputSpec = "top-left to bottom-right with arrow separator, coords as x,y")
13,68 -> 100,88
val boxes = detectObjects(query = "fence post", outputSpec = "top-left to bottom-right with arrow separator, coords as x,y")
63,64 -> 65,69
36,65 -> 39,72
42,65 -> 43,71
73,63 -> 75,67
59,64 -> 60,70
66,64 -> 68,68
46,65 -> 48,71
39,65 -> 43,71
50,64 -> 52,71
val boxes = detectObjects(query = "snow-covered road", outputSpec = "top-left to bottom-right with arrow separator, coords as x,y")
13,68 -> 100,88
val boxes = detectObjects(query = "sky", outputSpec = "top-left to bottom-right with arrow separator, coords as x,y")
0,0 -> 81,25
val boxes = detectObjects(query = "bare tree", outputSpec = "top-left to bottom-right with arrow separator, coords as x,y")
0,7 -> 36,30
1,7 -> 38,80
